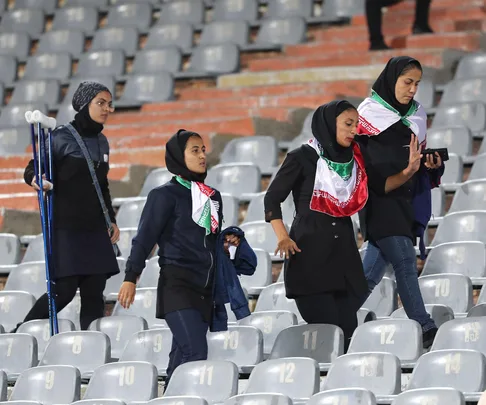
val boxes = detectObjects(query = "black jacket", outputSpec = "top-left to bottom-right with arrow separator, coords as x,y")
24,123 -> 116,231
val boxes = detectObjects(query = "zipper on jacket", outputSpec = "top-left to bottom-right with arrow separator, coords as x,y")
203,233 -> 213,288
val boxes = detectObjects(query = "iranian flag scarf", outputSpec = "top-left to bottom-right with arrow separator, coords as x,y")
307,138 -> 368,217
176,176 -> 219,235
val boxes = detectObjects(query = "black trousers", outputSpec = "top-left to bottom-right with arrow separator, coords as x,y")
22,274 -> 107,330
295,289 -> 361,352
365,0 -> 432,45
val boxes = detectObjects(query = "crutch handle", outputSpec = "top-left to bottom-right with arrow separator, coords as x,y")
25,111 -> 35,125
32,110 -> 57,129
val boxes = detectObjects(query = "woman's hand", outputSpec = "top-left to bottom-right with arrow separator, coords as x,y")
31,175 -> 52,191
224,234 -> 240,253
404,134 -> 422,177
118,281 -> 136,309
110,223 -> 120,244
275,237 -> 301,259
424,152 -> 442,170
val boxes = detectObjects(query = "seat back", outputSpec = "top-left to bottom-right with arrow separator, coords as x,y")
362,277 -> 398,317
0,333 -> 37,379
0,291 -> 36,331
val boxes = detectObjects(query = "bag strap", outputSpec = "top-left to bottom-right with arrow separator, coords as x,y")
65,123 -> 113,232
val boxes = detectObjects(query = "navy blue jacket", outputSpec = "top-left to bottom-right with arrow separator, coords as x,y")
211,226 -> 257,332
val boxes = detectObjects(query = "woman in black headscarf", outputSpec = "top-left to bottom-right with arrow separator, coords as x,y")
356,56 -> 444,348
117,129 -> 243,386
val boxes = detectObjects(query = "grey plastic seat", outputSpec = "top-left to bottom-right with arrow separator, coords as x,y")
116,198 -> 146,229
245,192 -> 294,226
431,211 -> 486,246
441,153 -> 463,191
220,136 -> 279,175
0,55 -> 17,84
0,371 -> 5,401
137,256 -> 159,288
132,48 -> 182,74
431,317 -> 486,356
0,234 -> 20,265
119,328 -> 171,376
64,0 -> 108,7
269,324 -> 344,371
245,357 -> 320,403
0,32 -> 31,61
357,308 -> 377,325
164,360 -> 238,405
426,126 -> 473,162
206,163 -> 261,200
12,0 -> 57,13
240,221 -> 282,259
8,365 -> 81,405
117,228 -> 138,259
10,79 -> 61,107
348,319 -> 422,368
91,27 -> 139,57
55,103 -> 76,125
150,398 -> 208,405
145,23 -> 194,53
418,274 -> 473,315
106,3 -> 153,31
0,333 -> 37,382
455,52 -> 486,80
17,319 -> 75,360
159,0 -> 204,26
225,394 -> 291,405
113,287 -> 159,327
308,389 -> 376,405
52,6 -> 99,34
23,52 -> 72,80
321,0 -> 363,18
199,21 -> 249,47
238,310 -> 298,356
207,325 -> 263,373
422,241 -> 486,285
57,291 -> 81,330
469,154 -> 486,180
323,352 -> 401,402
238,249 -> 272,295
250,17 -> 306,49
407,349 -> 486,402
140,168 -> 173,196
4,261 -> 47,299
212,0 -> 258,22
391,304 -> 454,328
88,315 -> 148,360
362,277 -> 398,317
178,43 -> 239,78
0,9 -> 45,38
414,77 -> 435,109
221,193 -> 239,227
71,401 -> 125,405
431,185 -> 446,221
255,282 -> 302,321
0,291 -> 36,332
0,127 -> 31,154
37,30 -> 85,58
469,303 -> 486,317
432,102 -> 486,133
440,78 -> 486,106
393,388 -> 465,405
39,331 -> 110,379
118,73 -> 174,105
266,0 -> 313,19
65,76 -> 116,104
102,257 -> 127,302
76,50 -> 126,78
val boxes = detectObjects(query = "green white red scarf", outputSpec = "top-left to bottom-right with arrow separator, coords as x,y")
176,176 -> 219,235
307,138 -> 368,217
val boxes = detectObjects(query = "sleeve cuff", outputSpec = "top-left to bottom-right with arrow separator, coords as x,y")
124,271 -> 139,283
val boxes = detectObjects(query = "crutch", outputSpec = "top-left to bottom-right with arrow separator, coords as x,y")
25,110 -> 59,337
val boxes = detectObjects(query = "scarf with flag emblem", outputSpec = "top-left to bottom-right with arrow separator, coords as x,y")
176,176 -> 219,235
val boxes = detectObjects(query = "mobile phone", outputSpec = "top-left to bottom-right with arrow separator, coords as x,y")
421,148 -> 449,164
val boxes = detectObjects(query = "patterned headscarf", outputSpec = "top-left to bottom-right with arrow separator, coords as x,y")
72,81 -> 112,112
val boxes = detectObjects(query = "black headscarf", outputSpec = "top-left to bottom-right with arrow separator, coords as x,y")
311,100 -> 357,163
165,129 -> 206,182
372,56 -> 422,116
72,104 -> 103,138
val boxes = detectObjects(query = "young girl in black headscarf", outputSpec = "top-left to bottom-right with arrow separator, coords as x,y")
357,56 -> 444,348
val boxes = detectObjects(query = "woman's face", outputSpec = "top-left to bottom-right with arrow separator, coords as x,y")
184,136 -> 207,174
336,108 -> 359,148
395,68 -> 422,105
89,91 -> 114,124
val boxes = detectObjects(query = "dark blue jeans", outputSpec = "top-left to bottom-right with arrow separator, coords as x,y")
362,236 -> 436,332
164,308 -> 209,388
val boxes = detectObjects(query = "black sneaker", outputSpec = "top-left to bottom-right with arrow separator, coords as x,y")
413,25 -> 434,35
369,41 -> 391,51
423,327 -> 438,349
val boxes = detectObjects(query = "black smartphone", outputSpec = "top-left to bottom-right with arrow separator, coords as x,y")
421,148 -> 449,164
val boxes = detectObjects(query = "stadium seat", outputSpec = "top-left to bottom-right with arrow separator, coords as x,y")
56,103 -> 77,125
76,50 -> 126,78
468,304 -> 486,317
0,55 -> 18,84
212,0 -> 258,22
145,24 -> 194,53
117,228 -> 138,258
391,304 -> 454,328
119,328 -> 172,376
207,325 -> 263,373
238,310 -> 298,356
159,0 -> 205,26
206,163 -> 261,200
23,52 -> 72,80
308,389 -> 376,405
136,256 -> 159,288
238,249 -> 272,295
362,277 -> 398,317
0,103 -> 48,128
431,317 -> 486,356
255,282 -> 302,321
37,30 -> 85,58
117,73 -> 175,106
12,0 -> 57,13
150,398 -> 208,405
4,261 -> 47,299
39,331 -> 110,380
269,324 -> 344,371
348,319 -> 422,368
102,257 -> 128,302
116,198 -> 146,229
88,315 -> 148,360
0,9 -> 45,38
431,102 -> 486,133
140,168 -> 173,196
132,48 -> 183,75
431,211 -> 486,246
199,21 -> 250,47
357,308 -> 377,325
440,153 -> 463,191
221,193 -> 239,226
0,371 -> 5,402
244,192 -> 295,226
17,319 -> 75,359
394,388 -> 465,405
440,78 -> 486,106
0,291 -> 36,332
455,51 -> 486,80
245,17 -> 306,50
57,291 -> 81,330
7,365 -> 81,404
265,0 -> 313,19
240,221 -> 283,259
0,234 -> 21,265
321,0 -> 364,18
106,3 -> 153,31
426,126 -> 473,163
64,0 -> 108,7
10,79 -> 61,107
469,154 -> 486,181
430,185 -> 446,223
90,27 -> 139,57
245,357 -> 320,403
164,360 -> 239,405
0,333 -> 37,382
0,127 -> 31,155
112,287 -> 159,327
407,349 -> 486,402
72,401 -> 124,405
414,77 -> 435,109
51,6 -> 99,34
0,32 -> 31,61
82,361 -> 158,402
225,394 -> 291,405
